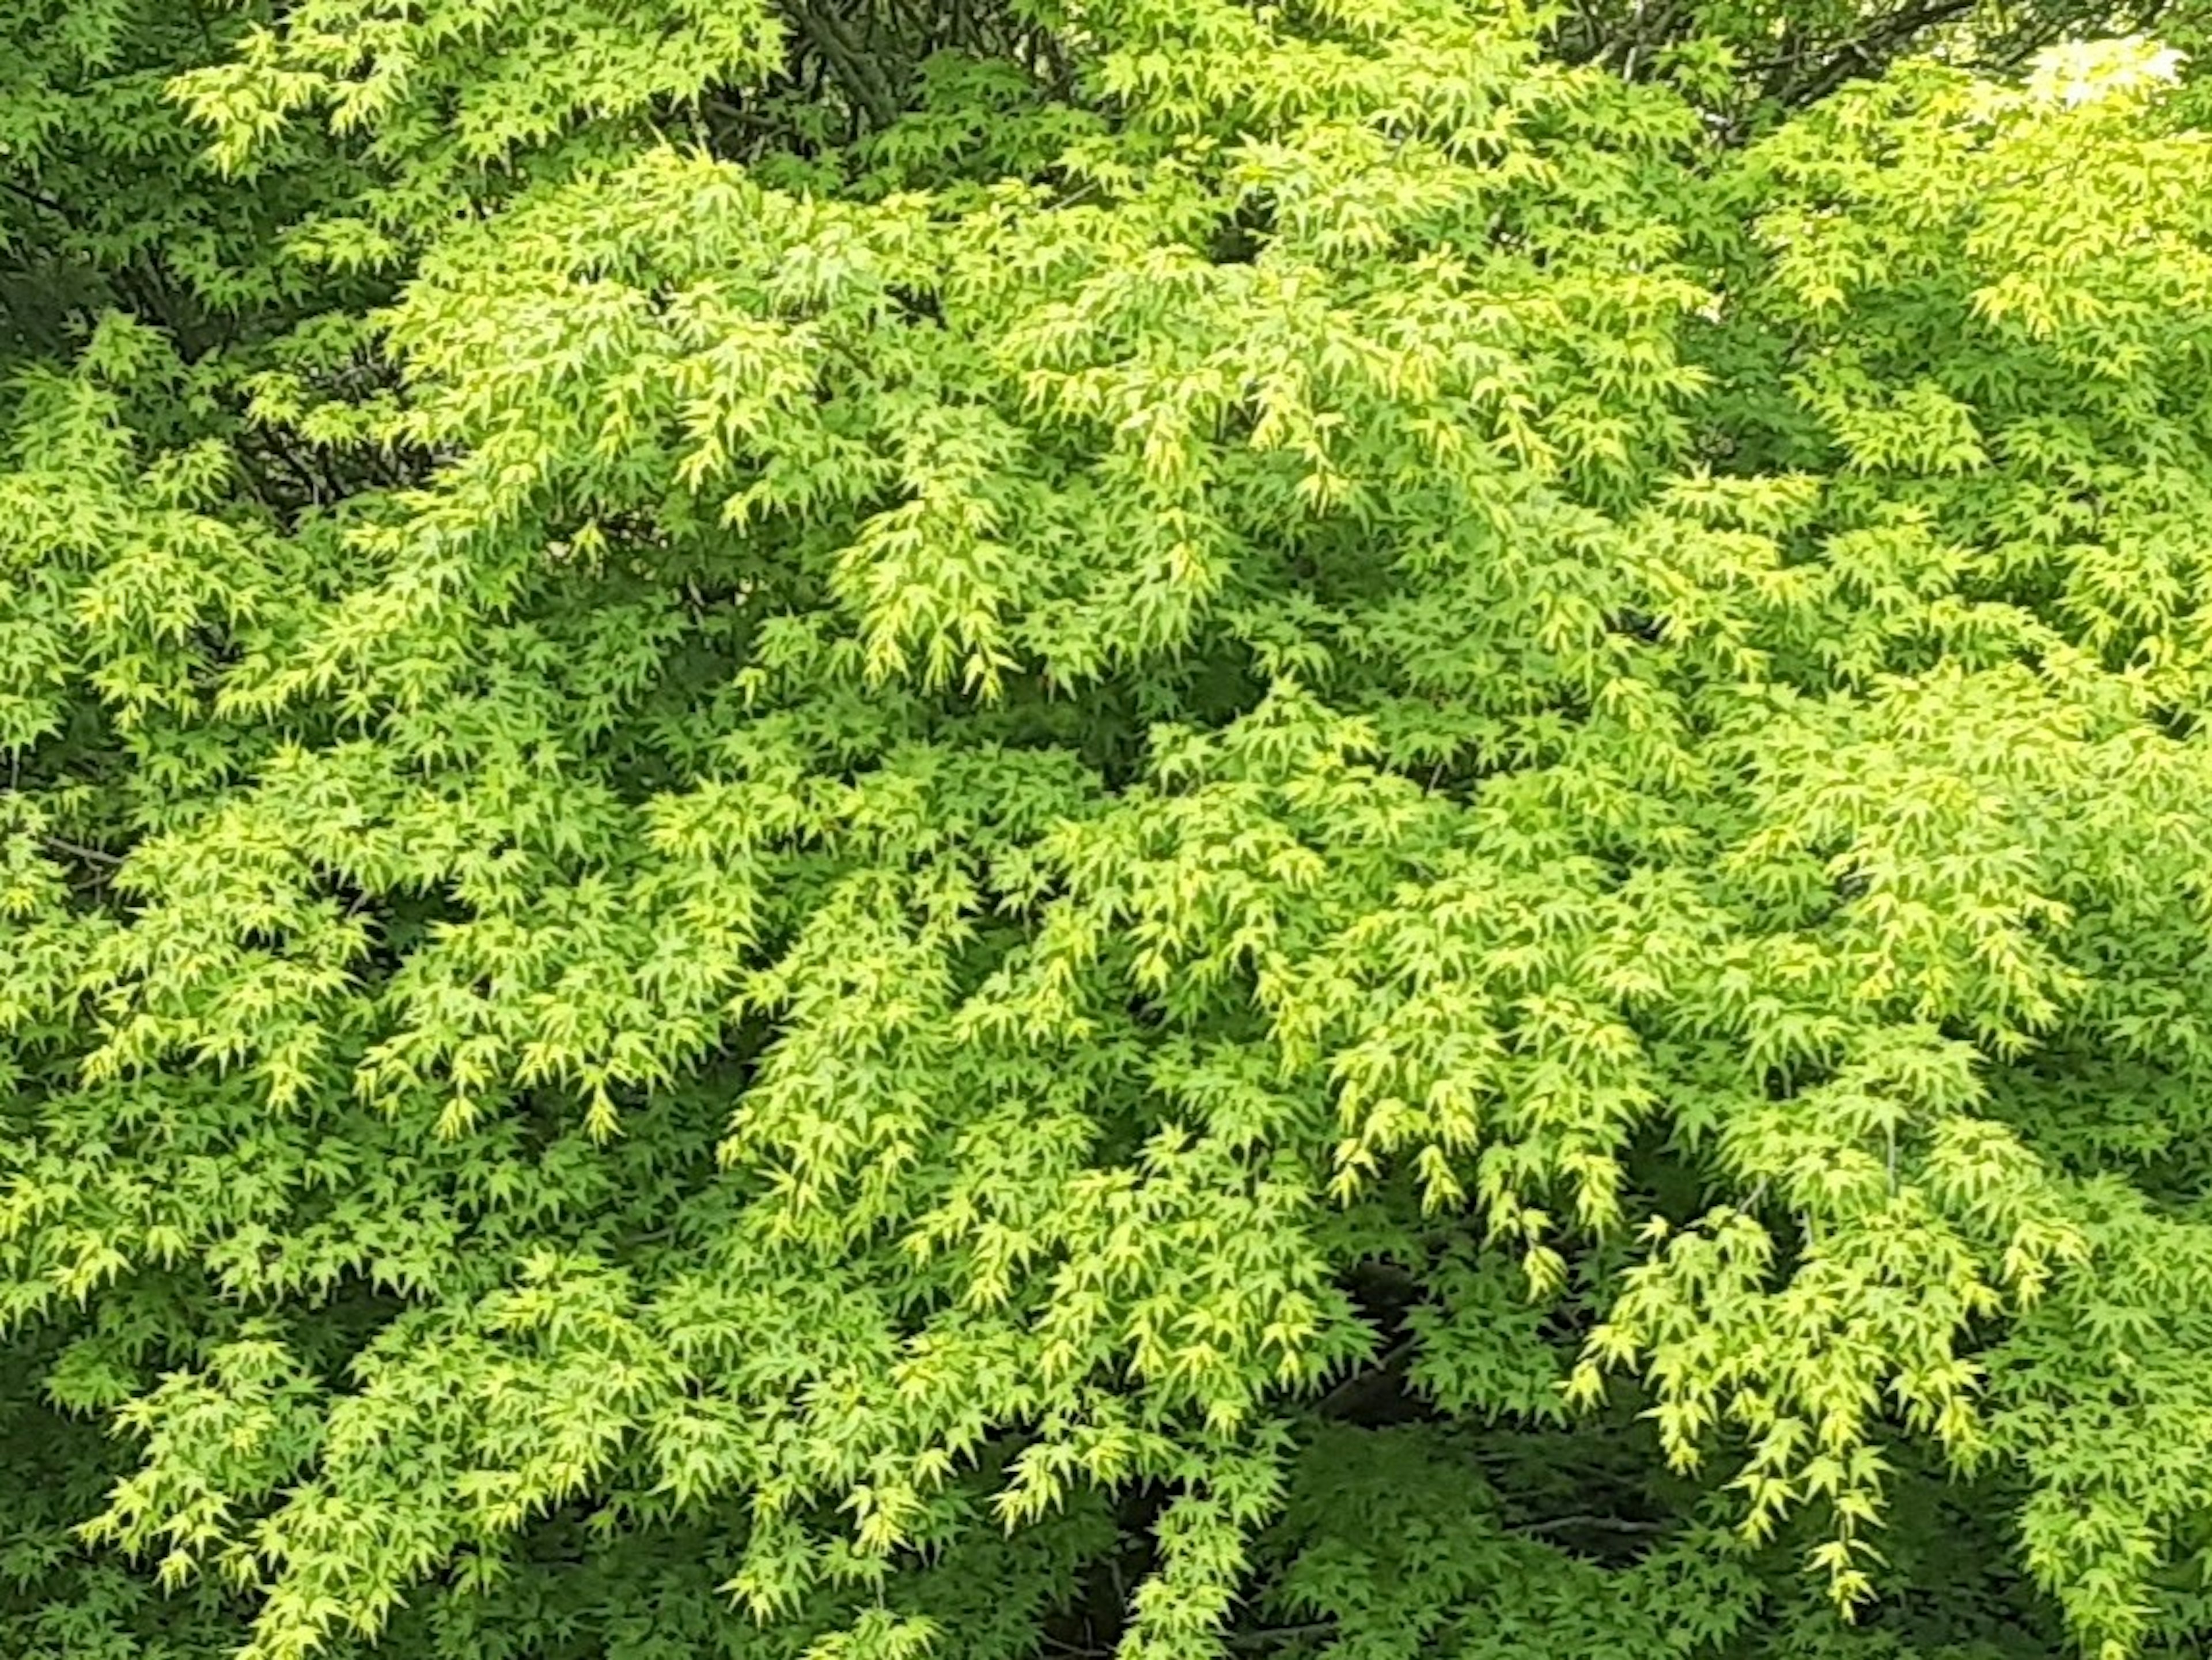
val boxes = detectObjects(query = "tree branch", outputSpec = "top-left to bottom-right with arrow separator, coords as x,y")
0,177 -> 77,224
44,836 -> 124,868
1522,1513 -> 1670,1536
786,2 -> 902,130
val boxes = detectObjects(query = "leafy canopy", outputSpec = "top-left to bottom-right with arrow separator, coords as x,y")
5,1 -> 2212,1658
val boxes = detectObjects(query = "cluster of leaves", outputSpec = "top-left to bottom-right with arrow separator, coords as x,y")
6,1 -> 2212,1657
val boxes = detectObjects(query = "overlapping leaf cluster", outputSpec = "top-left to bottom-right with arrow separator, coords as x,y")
5,1 -> 2212,1657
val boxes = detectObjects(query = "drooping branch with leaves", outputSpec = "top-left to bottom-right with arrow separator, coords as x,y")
4,2 -> 2212,1659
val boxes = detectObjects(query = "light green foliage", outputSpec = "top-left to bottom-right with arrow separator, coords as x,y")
3,1 -> 2212,1657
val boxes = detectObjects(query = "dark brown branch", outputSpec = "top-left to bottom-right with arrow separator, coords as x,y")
1760,0 -> 1983,109
1310,1335 -> 1416,1420
786,3 -> 902,129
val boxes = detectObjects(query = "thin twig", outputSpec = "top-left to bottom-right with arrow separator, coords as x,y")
1223,1623 -> 1338,1651
44,837 -> 124,867
1521,1514 -> 1670,1536
0,177 -> 77,223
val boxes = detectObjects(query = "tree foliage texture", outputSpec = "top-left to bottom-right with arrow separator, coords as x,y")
5,1 -> 2212,1657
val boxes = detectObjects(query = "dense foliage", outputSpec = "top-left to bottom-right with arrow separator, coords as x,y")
6,1 -> 2212,1656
